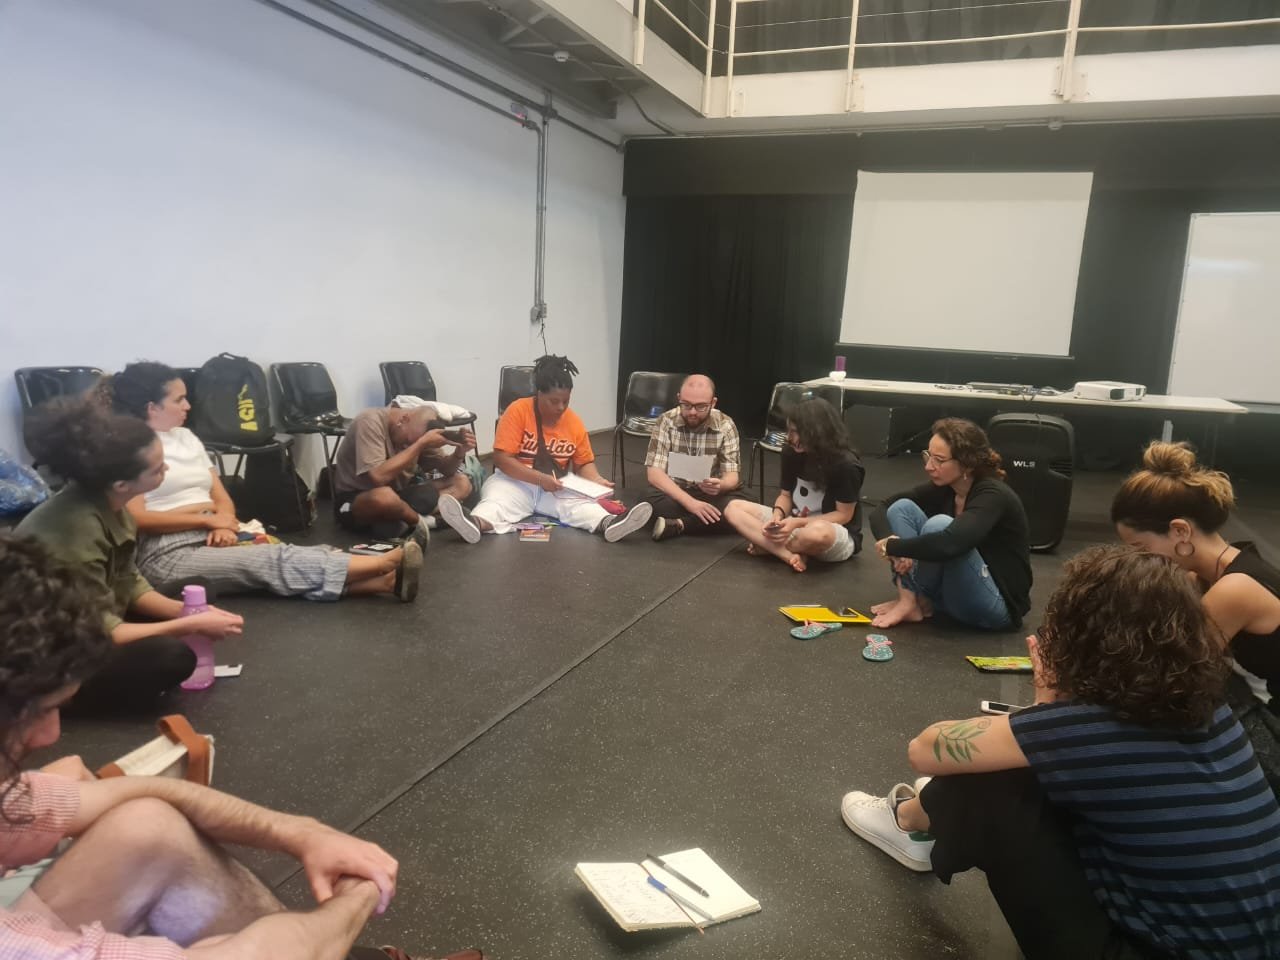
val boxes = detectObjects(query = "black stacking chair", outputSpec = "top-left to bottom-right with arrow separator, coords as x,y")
496,365 -> 536,432
611,371 -> 685,486
270,362 -> 350,473
380,361 -> 476,431
14,366 -> 105,464
746,382 -> 846,501
380,361 -> 437,404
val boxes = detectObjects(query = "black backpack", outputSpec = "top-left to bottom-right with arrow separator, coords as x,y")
242,451 -> 316,533
191,353 -> 274,447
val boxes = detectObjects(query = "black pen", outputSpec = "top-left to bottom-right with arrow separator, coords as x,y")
647,853 -> 710,898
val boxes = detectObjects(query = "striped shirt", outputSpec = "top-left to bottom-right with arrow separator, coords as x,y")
643,408 -> 740,489
1010,702 -> 1280,959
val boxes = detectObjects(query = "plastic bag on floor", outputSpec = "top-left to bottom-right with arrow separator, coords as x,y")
0,448 -> 49,517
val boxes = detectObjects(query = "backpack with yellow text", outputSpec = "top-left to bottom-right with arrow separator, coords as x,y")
190,353 -> 274,447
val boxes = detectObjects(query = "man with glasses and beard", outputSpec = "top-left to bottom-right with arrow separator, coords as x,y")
644,375 -> 749,541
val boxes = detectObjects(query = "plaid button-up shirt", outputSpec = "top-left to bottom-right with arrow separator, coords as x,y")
643,408 -> 741,489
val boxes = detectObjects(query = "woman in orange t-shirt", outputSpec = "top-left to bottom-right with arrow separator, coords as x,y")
437,355 -> 652,543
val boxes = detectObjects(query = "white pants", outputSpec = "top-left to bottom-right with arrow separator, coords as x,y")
471,470 -> 610,535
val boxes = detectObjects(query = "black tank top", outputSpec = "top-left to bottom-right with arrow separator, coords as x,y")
1223,542 -> 1280,710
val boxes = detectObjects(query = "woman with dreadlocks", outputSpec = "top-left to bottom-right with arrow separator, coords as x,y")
437,355 -> 652,543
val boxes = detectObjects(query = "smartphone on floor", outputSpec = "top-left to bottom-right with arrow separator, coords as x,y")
351,542 -> 399,556
980,700 -> 1028,715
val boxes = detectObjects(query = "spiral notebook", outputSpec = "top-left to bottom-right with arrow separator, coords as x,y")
575,848 -> 760,932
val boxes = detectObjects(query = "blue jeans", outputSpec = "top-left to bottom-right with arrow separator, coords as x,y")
885,499 -> 1012,631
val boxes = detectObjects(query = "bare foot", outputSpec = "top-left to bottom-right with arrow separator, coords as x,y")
870,600 -> 898,615
784,551 -> 808,573
871,597 -> 927,628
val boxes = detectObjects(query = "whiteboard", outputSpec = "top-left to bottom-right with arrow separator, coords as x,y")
1169,213 -> 1280,405
839,171 -> 1093,356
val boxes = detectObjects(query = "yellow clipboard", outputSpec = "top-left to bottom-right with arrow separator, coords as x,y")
778,605 -> 871,625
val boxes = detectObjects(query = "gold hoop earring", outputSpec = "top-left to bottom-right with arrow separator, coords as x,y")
1174,541 -> 1195,558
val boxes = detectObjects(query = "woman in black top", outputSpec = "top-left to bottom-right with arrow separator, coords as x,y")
1113,441 -> 1280,794
724,399 -> 865,573
869,418 -> 1031,630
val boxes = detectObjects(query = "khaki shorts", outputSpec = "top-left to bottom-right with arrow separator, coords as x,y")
749,504 -> 855,563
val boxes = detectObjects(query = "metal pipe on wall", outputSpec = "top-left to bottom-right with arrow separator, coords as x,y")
249,0 -> 625,348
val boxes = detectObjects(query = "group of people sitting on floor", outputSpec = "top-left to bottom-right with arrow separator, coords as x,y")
1,352 -> 1278,958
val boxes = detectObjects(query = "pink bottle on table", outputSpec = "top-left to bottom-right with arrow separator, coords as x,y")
178,585 -> 215,691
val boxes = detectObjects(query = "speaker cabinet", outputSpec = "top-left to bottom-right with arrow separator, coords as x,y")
986,413 -> 1075,552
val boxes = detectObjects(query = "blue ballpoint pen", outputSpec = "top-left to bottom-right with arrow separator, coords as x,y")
647,875 -> 712,924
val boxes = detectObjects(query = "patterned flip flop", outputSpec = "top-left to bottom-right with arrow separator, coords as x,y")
790,620 -> 843,641
862,634 -> 894,662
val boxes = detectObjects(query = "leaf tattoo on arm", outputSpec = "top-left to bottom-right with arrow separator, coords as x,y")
932,718 -> 991,764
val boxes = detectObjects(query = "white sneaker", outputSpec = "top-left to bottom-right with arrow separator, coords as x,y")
438,494 -> 481,544
603,502 -> 653,543
841,783 -> 934,873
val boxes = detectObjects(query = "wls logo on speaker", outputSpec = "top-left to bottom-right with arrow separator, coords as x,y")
1012,459 -> 1037,469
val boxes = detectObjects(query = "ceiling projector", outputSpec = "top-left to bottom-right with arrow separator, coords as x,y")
1073,380 -> 1147,402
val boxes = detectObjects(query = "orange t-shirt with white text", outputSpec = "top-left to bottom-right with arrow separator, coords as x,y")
493,397 -> 595,473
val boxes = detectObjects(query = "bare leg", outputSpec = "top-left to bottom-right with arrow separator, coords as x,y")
345,571 -> 395,596
34,797 -> 283,943
897,796 -> 930,832
431,472 -> 473,506
870,581 -> 930,628
345,549 -> 400,585
724,502 -> 807,571
350,487 -> 418,529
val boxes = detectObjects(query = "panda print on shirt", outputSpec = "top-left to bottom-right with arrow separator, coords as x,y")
790,476 -> 825,518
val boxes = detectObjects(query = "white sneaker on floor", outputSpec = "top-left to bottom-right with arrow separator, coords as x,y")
841,783 -> 934,873
438,494 -> 482,544
603,502 -> 653,543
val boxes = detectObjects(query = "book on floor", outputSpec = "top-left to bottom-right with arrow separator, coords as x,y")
778,604 -> 870,624
517,523 -> 551,542
575,848 -> 760,932
965,655 -> 1033,673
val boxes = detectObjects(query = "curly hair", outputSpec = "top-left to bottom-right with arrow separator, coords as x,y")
533,355 -> 579,393
100,361 -> 181,421
787,398 -> 858,487
25,396 -> 156,492
1111,441 -> 1234,535
1037,544 -> 1228,730
0,536 -> 111,816
932,418 -> 1006,481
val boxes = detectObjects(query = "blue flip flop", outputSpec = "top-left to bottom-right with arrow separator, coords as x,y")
791,621 -> 843,641
862,634 -> 894,662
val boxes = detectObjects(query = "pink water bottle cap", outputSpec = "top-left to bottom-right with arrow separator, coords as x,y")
835,356 -> 847,372
182,585 -> 207,606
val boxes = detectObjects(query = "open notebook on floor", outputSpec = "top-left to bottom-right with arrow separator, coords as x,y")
575,848 -> 760,932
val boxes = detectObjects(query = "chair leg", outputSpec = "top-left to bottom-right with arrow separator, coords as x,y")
613,425 -> 625,488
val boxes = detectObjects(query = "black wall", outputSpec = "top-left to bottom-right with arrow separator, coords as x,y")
618,118 -> 1280,472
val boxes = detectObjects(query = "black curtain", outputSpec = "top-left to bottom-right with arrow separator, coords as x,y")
618,195 -> 853,435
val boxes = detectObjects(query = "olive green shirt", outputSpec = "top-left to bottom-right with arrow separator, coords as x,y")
15,482 -> 153,633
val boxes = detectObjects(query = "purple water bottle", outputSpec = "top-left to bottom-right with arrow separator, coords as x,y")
178,585 -> 215,691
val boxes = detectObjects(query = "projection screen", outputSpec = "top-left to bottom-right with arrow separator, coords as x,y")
838,171 -> 1094,357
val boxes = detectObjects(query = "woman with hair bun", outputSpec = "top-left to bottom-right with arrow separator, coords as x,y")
106,361 -> 421,603
868,418 -> 1032,631
15,397 -> 243,714
437,355 -> 652,543
1113,440 -> 1280,793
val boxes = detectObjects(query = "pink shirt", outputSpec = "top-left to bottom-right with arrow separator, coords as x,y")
0,773 -> 185,960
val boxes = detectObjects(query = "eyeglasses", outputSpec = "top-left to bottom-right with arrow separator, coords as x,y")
921,451 -> 954,467
677,401 -> 711,414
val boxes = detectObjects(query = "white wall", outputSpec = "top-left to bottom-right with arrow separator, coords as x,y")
0,0 -> 625,475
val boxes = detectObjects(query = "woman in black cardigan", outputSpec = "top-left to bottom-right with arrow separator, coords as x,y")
869,418 -> 1032,630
